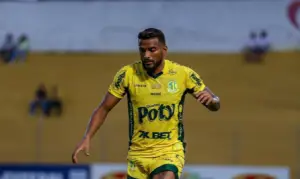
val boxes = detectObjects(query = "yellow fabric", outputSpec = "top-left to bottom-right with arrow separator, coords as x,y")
108,59 -> 206,158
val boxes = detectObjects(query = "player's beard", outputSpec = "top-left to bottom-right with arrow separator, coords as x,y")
142,58 -> 163,74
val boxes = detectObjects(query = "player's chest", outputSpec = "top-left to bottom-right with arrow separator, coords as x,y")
129,75 -> 185,103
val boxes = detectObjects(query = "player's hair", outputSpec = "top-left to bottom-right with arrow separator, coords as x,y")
138,28 -> 166,45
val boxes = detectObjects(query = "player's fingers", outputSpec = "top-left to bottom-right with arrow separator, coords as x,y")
72,151 -> 79,164
72,155 -> 77,164
200,96 -> 208,104
196,96 -> 202,102
205,97 -> 213,105
84,145 -> 90,156
196,91 -> 206,98
195,92 -> 203,98
196,93 -> 205,102
72,146 -> 84,163
197,96 -> 206,103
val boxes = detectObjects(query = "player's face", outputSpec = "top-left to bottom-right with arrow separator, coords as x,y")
139,38 -> 167,72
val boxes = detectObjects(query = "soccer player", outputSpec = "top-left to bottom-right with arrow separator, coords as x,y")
72,28 -> 220,179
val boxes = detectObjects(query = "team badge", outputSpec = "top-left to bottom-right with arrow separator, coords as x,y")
167,80 -> 178,93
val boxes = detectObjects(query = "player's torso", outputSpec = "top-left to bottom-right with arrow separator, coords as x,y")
126,61 -> 186,154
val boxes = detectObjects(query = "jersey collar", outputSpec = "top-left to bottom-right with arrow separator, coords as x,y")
147,59 -> 169,79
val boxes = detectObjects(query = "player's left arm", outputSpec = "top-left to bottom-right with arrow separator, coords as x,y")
185,66 -> 220,111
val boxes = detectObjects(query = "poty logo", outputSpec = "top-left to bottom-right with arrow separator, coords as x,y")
287,0 -> 300,30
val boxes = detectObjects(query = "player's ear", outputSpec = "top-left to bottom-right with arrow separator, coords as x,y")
164,45 -> 168,51
163,45 -> 168,57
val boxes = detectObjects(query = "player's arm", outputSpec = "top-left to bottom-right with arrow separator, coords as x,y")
72,67 -> 128,164
185,67 -> 220,111
84,92 -> 121,139
84,67 -> 128,139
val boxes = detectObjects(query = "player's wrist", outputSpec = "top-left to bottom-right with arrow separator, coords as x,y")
84,134 -> 91,140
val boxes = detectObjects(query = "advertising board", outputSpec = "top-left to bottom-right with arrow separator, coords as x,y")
0,164 -> 90,179
91,164 -> 289,179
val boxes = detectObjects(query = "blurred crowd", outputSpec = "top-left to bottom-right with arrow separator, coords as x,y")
30,83 -> 63,117
243,29 -> 271,63
1,33 -> 63,118
0,33 -> 30,64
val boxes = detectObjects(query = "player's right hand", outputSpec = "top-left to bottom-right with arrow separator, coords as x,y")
72,137 -> 90,164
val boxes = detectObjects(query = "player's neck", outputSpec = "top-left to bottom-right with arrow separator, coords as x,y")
148,60 -> 165,76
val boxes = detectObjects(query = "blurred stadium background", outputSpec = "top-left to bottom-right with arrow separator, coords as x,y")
0,0 -> 299,179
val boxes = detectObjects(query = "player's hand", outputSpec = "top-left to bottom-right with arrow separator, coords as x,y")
195,90 -> 215,105
72,137 -> 90,164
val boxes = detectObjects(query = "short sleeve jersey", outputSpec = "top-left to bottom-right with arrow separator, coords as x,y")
108,59 -> 206,156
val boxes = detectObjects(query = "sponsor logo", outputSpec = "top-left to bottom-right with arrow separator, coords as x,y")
152,83 -> 161,89
0,165 -> 89,179
0,172 -> 64,179
168,69 -> 177,75
137,104 -> 175,123
100,171 -> 127,179
151,92 -> 161,96
287,0 -> 300,30
134,84 -> 146,87
190,73 -> 202,86
69,169 -> 88,179
233,173 -> 276,179
138,130 -> 171,139
114,71 -> 126,89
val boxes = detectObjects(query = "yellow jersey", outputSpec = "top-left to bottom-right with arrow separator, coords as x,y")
108,59 -> 206,157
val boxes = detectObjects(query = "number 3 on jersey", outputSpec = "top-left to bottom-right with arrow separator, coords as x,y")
138,104 -> 175,124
